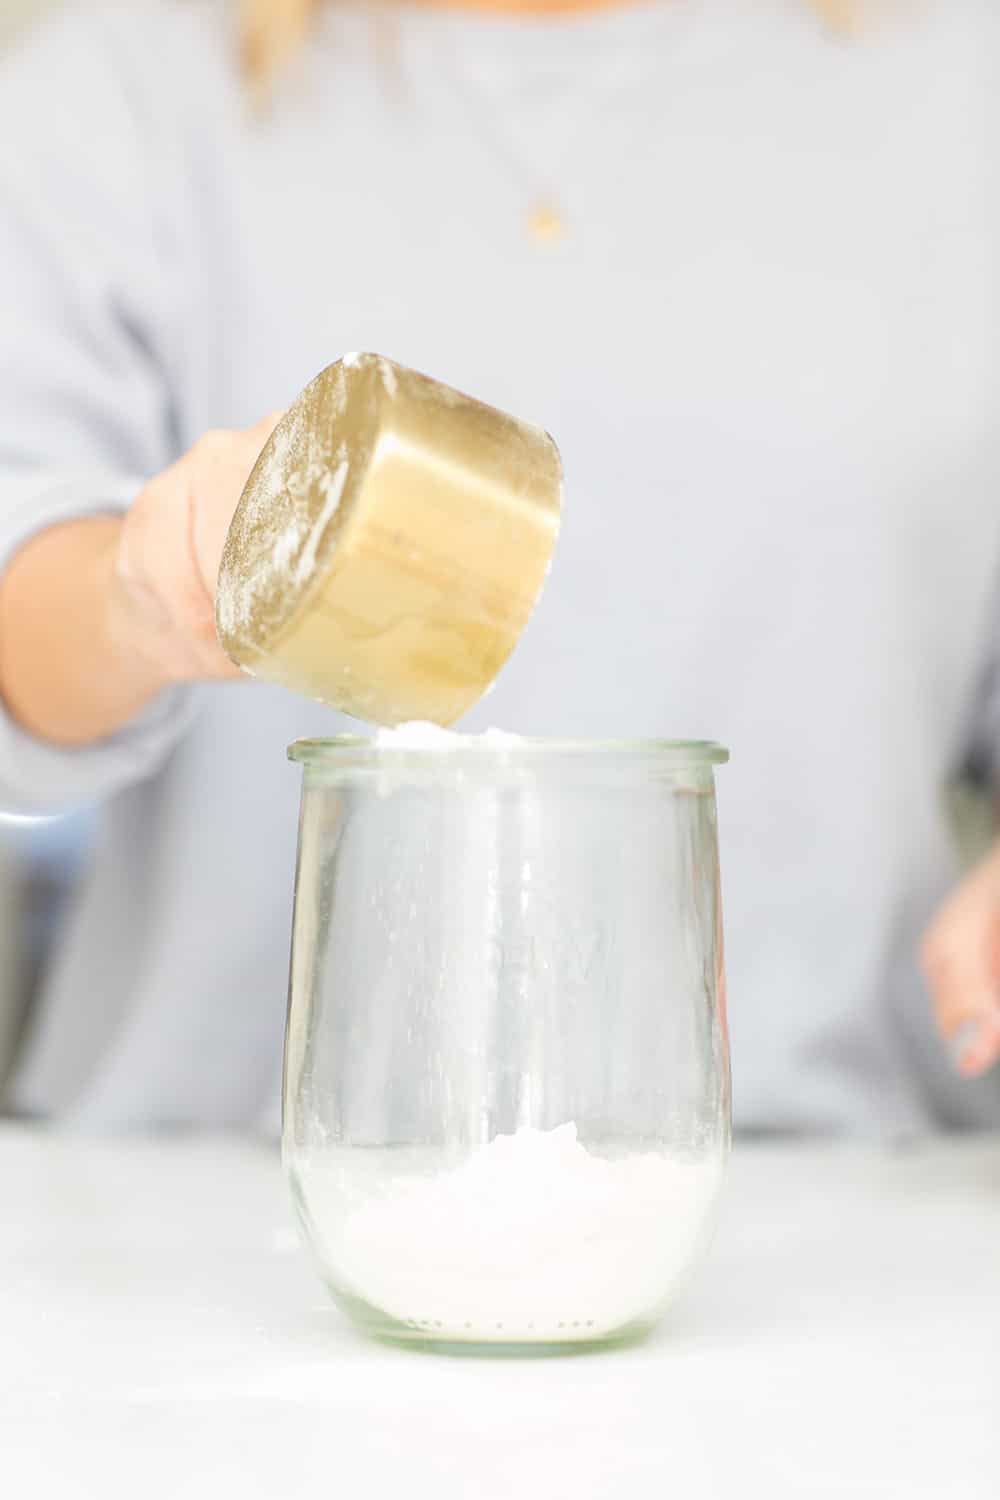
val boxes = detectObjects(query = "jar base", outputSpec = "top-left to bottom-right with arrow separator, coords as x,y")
323,1280 -> 658,1355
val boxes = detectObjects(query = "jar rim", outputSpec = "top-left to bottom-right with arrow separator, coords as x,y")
288,735 -> 729,767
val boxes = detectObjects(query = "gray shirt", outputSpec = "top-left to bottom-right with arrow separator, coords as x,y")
2,0 -> 999,1132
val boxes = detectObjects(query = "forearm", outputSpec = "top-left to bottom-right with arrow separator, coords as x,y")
0,421 -> 273,754
0,516 -> 172,747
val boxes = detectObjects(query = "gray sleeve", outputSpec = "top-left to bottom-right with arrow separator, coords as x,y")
945,580 -> 1000,867
0,8 -> 197,814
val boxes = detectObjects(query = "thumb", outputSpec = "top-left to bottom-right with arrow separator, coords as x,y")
949,1014 -> 1000,1077
921,880 -> 1000,1076
246,409 -> 285,449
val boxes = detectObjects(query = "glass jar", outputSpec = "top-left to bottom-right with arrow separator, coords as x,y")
283,737 -> 730,1350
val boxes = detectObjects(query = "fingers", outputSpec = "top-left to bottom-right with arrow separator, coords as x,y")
185,414 -> 284,596
117,414 -> 291,690
236,410 -> 284,501
192,411 -> 284,491
921,927 -> 997,1038
921,860 -> 1000,1077
949,1017 -> 1000,1078
249,408 -> 285,441
241,410 -> 285,468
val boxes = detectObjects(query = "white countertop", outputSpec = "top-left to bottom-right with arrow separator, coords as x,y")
2,1127 -> 997,1498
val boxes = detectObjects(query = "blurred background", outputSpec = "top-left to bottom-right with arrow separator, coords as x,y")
0,3 -> 87,1103
0,0 -> 997,1134
0,0 -> 46,44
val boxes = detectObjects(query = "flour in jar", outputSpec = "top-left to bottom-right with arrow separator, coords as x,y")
288,1123 -> 723,1342
372,720 -> 522,749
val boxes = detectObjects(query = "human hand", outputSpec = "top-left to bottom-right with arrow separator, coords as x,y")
112,413 -> 282,686
921,842 -> 1000,1077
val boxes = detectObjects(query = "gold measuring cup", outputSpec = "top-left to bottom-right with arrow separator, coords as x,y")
215,354 -> 562,726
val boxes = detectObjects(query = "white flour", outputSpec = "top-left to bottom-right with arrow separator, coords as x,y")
216,362 -> 356,647
373,721 -> 523,749
293,457 -> 349,588
290,1124 -> 723,1343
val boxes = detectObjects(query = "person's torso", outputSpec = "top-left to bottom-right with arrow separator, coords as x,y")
15,0 -> 1000,1130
